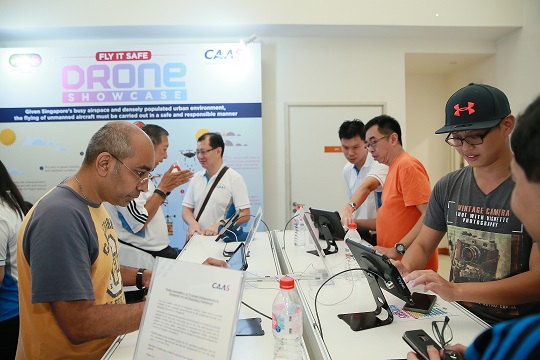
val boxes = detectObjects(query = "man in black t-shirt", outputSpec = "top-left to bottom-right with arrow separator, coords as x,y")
395,84 -> 540,325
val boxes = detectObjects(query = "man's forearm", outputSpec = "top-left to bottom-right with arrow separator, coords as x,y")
182,207 -> 198,227
401,226 -> 444,271
452,272 -> 540,305
51,300 -> 145,344
121,266 -> 151,288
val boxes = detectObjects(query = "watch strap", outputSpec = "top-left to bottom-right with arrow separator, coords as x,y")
136,268 -> 146,290
154,189 -> 167,200
395,243 -> 406,255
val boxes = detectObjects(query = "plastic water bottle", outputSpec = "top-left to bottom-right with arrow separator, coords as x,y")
272,276 -> 303,360
344,223 -> 361,281
293,206 -> 306,246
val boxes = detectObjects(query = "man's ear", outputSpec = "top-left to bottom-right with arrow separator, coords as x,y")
389,132 -> 399,145
501,115 -> 515,135
96,152 -> 113,177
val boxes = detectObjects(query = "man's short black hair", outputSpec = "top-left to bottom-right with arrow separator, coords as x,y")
511,95 -> 540,183
198,132 -> 225,157
364,115 -> 403,145
339,119 -> 365,141
141,124 -> 169,146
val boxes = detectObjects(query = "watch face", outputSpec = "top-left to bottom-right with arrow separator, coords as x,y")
396,243 -> 406,254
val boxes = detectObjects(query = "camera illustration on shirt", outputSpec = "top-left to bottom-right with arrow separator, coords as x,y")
452,230 -> 500,282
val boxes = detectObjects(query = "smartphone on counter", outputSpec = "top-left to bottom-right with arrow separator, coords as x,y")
403,329 -> 441,360
403,329 -> 463,360
403,292 -> 437,314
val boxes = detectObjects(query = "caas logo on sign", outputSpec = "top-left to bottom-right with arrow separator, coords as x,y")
204,48 -> 244,60
212,282 -> 230,291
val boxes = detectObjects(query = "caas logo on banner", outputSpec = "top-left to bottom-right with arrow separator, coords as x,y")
204,48 -> 244,60
61,50 -> 187,103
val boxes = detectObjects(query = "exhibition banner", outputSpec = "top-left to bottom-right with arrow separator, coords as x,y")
0,44 -> 262,248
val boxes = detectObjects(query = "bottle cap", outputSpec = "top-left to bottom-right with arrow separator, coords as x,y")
279,276 -> 295,290
347,223 -> 358,230
172,161 -> 181,173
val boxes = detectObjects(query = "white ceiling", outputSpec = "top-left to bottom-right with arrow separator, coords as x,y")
405,53 -> 495,75
0,24 -> 518,75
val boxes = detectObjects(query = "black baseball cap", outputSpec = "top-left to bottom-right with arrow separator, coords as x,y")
435,83 -> 511,134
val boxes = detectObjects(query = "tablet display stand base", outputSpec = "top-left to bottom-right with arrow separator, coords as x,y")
318,225 -> 339,254
306,248 -> 336,256
337,270 -> 394,331
303,268 -> 334,287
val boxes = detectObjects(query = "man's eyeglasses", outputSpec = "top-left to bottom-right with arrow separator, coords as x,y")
365,135 -> 390,150
110,153 -> 151,184
445,127 -> 494,147
195,147 -> 217,156
432,316 -> 453,348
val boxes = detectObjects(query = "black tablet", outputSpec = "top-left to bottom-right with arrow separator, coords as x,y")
226,242 -> 248,271
215,210 -> 241,242
346,239 -> 413,304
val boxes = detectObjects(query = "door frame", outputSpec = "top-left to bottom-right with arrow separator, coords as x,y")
284,102 -> 386,223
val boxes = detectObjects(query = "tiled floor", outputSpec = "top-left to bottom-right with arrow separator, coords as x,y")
438,254 -> 451,281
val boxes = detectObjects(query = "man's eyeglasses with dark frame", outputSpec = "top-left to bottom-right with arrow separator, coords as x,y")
109,153 -> 151,184
365,135 -> 390,150
432,316 -> 453,348
445,126 -> 494,147
195,147 -> 217,156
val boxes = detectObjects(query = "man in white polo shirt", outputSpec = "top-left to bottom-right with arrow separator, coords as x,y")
105,124 -> 193,259
339,119 -> 388,245
182,132 -> 251,239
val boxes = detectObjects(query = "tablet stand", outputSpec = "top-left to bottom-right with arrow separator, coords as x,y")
317,224 -> 338,254
337,270 -> 394,331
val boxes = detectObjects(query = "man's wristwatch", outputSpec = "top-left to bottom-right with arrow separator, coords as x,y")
348,202 -> 357,211
154,189 -> 167,200
136,268 -> 146,290
395,243 -> 406,255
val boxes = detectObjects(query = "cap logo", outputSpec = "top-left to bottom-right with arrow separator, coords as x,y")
454,102 -> 475,116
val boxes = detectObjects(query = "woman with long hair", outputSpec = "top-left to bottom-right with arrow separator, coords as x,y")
0,160 -> 29,359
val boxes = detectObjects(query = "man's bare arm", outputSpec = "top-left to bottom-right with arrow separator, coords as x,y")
341,176 -> 381,226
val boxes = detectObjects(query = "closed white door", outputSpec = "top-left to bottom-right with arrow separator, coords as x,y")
286,103 -> 384,221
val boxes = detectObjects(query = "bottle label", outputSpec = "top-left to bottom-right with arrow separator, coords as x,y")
272,304 -> 303,334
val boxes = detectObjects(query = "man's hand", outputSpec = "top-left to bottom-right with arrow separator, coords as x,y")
158,167 -> 194,194
406,344 -> 466,360
373,245 -> 400,259
406,345 -> 442,360
392,260 -> 411,277
404,270 -> 457,302
341,205 -> 355,227
202,222 -> 220,236
203,258 -> 229,268
187,224 -> 202,240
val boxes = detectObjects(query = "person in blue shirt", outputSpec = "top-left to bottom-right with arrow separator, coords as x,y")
408,95 -> 540,360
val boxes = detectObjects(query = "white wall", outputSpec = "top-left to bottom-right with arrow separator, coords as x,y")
406,75 -> 450,187
497,0 -> 540,114
263,36 -> 496,229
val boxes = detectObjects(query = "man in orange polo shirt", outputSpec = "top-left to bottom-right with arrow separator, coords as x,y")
364,115 -> 438,271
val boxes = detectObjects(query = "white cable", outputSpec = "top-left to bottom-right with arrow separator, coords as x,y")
225,228 -> 238,242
